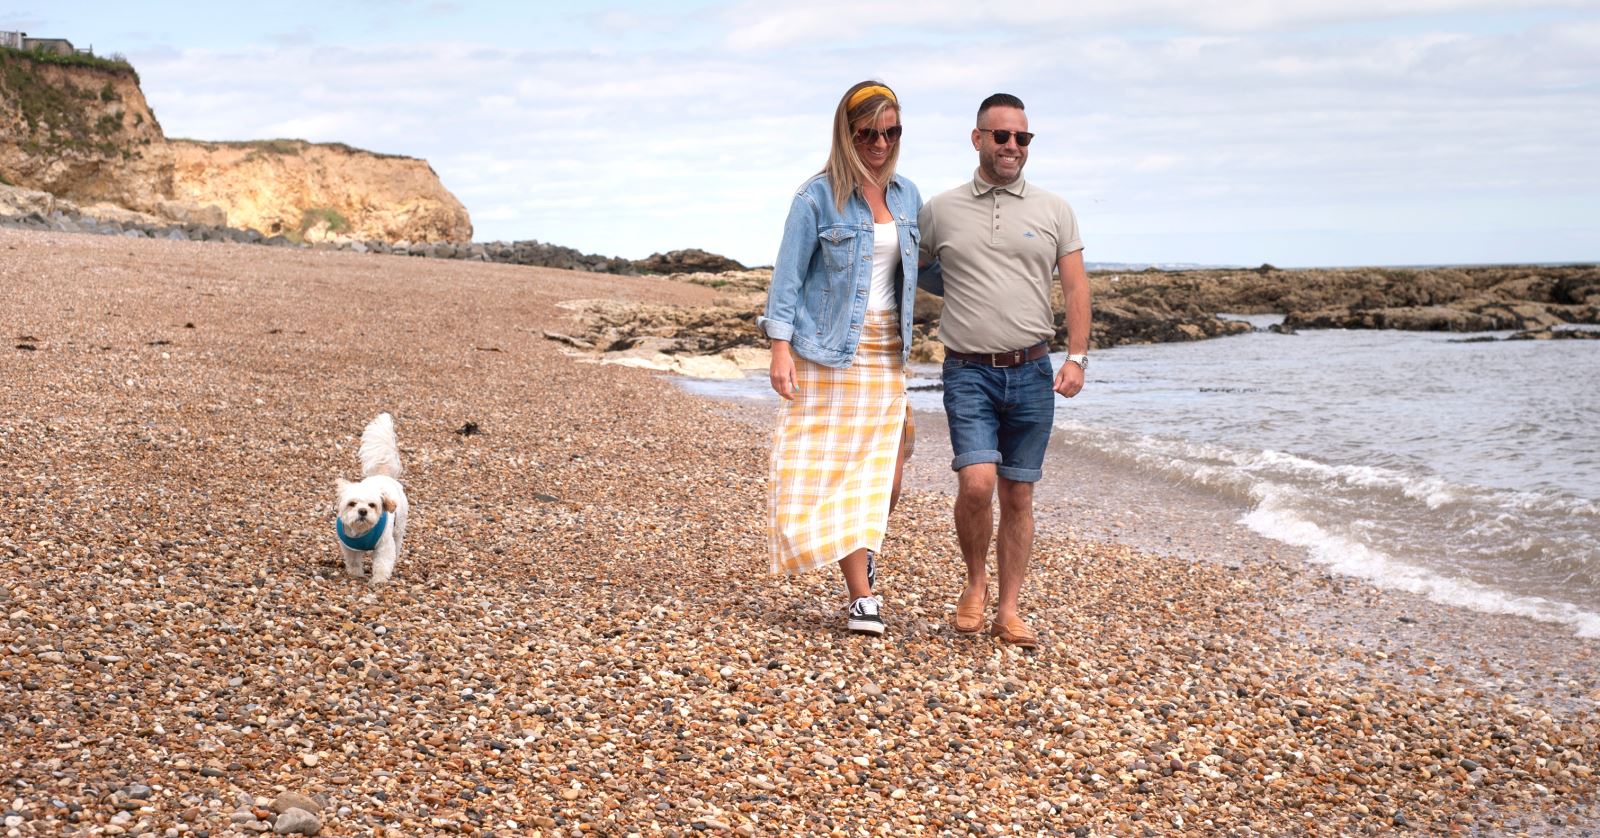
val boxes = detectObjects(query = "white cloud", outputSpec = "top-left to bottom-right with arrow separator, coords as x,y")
120,4 -> 1600,265
723,0 -> 1600,49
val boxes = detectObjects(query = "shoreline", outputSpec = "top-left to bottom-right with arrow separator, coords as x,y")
696,395 -> 1600,833
700,394 -> 1600,715
3,226 -> 1597,835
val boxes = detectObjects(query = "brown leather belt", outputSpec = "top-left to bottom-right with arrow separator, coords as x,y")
945,342 -> 1050,368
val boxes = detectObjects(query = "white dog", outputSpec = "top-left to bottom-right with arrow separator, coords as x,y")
334,413 -> 408,584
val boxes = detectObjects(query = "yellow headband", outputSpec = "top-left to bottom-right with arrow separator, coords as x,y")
847,85 -> 897,110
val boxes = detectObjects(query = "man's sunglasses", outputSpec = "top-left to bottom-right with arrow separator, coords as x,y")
978,129 -> 1035,147
853,124 -> 903,145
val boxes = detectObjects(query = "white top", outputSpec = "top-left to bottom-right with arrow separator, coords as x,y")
867,220 -> 901,312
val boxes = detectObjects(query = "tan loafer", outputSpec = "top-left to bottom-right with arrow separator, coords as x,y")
989,615 -> 1038,648
952,586 -> 988,634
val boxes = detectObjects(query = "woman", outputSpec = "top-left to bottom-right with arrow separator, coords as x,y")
758,80 -> 923,636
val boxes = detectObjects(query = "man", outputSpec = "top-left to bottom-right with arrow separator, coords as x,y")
917,93 -> 1091,648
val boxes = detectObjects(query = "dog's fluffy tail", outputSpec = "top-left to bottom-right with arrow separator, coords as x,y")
359,412 -> 403,479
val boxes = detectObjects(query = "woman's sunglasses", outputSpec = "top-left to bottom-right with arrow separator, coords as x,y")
978,128 -> 1035,147
853,124 -> 903,145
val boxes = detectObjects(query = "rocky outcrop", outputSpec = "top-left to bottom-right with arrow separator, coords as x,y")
546,296 -> 768,379
633,248 -> 746,275
170,140 -> 471,242
1506,326 -> 1600,340
0,50 -> 470,243
579,298 -> 759,355
1087,264 -> 1600,334
1087,299 -> 1253,346
1271,266 -> 1600,332
420,241 -> 748,276
475,239 -> 639,274
549,263 -> 1600,370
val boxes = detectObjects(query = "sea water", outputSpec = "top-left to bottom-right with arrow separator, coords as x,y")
679,321 -> 1600,638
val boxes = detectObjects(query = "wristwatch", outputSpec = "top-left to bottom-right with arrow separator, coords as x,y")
1066,354 -> 1089,372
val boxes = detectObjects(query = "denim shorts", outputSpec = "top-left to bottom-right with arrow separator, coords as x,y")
941,356 -> 1056,482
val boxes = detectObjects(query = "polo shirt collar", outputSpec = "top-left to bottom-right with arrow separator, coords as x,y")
971,170 -> 1028,198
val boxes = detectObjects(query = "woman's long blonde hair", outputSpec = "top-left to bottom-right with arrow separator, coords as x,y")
823,80 -> 901,212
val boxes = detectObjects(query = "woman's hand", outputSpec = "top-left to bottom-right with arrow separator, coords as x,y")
769,340 -> 798,400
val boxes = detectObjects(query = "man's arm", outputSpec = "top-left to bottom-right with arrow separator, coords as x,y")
915,201 -> 943,297
1053,249 -> 1091,397
917,258 -> 944,297
1058,249 -> 1090,355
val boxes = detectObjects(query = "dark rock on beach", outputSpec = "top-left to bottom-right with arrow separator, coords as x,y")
1248,265 -> 1600,333
1507,326 -> 1600,340
634,248 -> 747,275
547,262 -> 1600,371
1084,298 -> 1255,347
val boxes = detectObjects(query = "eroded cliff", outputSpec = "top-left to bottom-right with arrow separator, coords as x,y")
0,51 -> 174,214
170,140 -> 471,242
0,49 -> 471,242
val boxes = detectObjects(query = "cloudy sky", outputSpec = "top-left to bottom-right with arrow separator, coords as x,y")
7,1 -> 1597,266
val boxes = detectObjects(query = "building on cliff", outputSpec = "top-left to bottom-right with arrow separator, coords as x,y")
0,32 -> 87,56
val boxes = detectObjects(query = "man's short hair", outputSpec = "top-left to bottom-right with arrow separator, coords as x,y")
978,93 -> 1025,121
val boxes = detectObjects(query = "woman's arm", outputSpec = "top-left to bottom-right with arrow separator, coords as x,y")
757,192 -> 820,343
769,339 -> 797,400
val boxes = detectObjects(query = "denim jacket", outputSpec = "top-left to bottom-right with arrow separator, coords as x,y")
758,172 -> 924,368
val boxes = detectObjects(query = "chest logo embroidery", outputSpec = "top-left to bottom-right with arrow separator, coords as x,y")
1023,231 -> 1036,238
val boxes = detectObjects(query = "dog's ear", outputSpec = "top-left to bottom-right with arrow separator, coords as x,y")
336,478 -> 353,492
381,493 -> 397,513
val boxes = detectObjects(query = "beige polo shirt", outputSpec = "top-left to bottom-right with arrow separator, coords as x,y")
918,172 -> 1083,354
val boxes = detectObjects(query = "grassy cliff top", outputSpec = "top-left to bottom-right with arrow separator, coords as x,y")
0,45 -> 138,82
168,137 -> 416,161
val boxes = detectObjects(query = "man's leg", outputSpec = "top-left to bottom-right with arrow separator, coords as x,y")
955,463 -> 998,598
943,360 -> 1003,631
988,356 -> 1054,643
994,477 -> 1035,623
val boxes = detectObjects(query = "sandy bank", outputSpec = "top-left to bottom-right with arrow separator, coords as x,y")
1,228 -> 1596,836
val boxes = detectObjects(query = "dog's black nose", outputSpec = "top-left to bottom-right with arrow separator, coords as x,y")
357,509 -> 368,518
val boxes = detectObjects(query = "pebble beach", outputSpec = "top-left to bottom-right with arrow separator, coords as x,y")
2,228 -> 1598,836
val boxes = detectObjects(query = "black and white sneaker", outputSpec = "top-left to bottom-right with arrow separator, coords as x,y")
847,596 -> 885,636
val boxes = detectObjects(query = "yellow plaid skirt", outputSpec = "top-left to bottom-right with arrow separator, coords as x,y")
769,310 -> 913,576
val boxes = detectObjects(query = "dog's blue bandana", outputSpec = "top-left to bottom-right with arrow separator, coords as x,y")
337,511 -> 388,551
